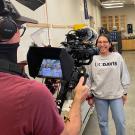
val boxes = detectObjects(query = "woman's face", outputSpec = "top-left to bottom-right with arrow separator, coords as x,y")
96,36 -> 111,55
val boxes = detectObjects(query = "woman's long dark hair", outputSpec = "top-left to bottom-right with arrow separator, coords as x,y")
96,33 -> 114,52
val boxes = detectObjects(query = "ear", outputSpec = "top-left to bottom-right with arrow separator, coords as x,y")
6,29 -> 20,44
0,29 -> 20,44
109,42 -> 112,47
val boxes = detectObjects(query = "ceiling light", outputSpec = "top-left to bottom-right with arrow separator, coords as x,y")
102,1 -> 124,4
101,1 -> 124,8
101,3 -> 124,6
104,5 -> 124,8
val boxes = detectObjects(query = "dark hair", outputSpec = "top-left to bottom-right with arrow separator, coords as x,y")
96,33 -> 114,52
0,17 -> 17,40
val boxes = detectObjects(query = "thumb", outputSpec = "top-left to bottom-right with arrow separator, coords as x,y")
78,76 -> 84,86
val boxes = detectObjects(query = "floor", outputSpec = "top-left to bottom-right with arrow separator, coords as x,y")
83,51 -> 135,135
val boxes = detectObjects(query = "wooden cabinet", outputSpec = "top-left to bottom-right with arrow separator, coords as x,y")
108,16 -> 114,31
101,15 -> 126,32
101,16 -> 108,28
114,16 -> 120,31
120,15 -> 126,32
122,39 -> 135,50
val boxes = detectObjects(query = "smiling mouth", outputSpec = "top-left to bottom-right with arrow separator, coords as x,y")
100,47 -> 107,50
99,47 -> 108,53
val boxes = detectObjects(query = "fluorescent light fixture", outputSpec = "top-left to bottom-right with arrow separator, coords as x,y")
101,3 -> 124,6
101,1 -> 124,8
102,1 -> 125,4
104,5 -> 124,8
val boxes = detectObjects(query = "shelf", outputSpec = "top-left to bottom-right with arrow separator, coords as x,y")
101,15 -> 126,32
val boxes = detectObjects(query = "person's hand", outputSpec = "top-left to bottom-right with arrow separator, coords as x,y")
122,95 -> 128,105
74,77 -> 89,104
88,98 -> 95,108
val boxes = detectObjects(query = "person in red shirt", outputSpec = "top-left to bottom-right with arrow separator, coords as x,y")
0,17 -> 89,135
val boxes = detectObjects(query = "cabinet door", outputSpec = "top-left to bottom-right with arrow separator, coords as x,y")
108,16 -> 114,31
122,40 -> 135,50
114,16 -> 120,31
120,15 -> 126,31
101,16 -> 108,29
101,15 -> 126,32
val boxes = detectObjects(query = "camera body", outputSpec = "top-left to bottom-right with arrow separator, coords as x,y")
61,28 -> 99,67
61,28 -> 99,89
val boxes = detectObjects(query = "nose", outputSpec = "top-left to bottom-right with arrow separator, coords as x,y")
99,42 -> 105,46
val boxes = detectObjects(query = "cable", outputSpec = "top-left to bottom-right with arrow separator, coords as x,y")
45,0 -> 51,46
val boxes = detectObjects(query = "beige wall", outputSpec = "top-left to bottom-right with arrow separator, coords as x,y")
11,0 -> 101,61
88,0 -> 101,30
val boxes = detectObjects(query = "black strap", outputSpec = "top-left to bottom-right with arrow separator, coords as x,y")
0,59 -> 27,78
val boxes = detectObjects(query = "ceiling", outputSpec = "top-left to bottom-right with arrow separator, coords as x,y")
100,0 -> 135,6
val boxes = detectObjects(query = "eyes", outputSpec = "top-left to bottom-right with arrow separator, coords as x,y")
97,41 -> 109,44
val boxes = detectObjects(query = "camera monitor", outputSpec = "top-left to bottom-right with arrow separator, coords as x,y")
38,59 -> 63,79
27,47 -> 74,82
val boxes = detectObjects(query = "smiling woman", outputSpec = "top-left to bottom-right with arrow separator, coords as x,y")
87,33 -> 130,135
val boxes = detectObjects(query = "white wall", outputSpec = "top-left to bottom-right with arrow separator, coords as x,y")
88,0 -> 101,30
101,6 -> 135,32
11,0 -> 101,62
47,0 -> 84,24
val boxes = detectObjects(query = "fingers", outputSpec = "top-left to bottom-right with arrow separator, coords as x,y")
122,96 -> 127,105
81,87 -> 89,102
75,77 -> 85,93
76,76 -> 89,92
74,77 -> 89,103
78,76 -> 85,86
88,98 -> 94,107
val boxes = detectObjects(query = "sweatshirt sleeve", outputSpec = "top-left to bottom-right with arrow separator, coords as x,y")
120,56 -> 130,94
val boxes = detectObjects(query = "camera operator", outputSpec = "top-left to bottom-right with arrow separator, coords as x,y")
0,18 -> 89,135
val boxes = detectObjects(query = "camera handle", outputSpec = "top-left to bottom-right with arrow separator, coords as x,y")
56,80 -> 69,114
82,73 -> 89,85
56,66 -> 89,113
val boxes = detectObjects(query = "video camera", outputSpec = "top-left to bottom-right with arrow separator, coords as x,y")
60,27 -> 99,90
61,28 -> 99,67
27,27 -> 99,113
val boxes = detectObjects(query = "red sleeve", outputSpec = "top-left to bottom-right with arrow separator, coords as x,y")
23,81 -> 64,135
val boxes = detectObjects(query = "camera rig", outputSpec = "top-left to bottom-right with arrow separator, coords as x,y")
61,28 -> 99,67
27,27 -> 99,113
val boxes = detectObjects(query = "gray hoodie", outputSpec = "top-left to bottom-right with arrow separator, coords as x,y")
87,52 -> 130,99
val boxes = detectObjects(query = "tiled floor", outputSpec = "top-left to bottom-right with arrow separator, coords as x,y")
83,51 -> 135,135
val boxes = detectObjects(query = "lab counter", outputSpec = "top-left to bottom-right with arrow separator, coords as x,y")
122,39 -> 135,51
